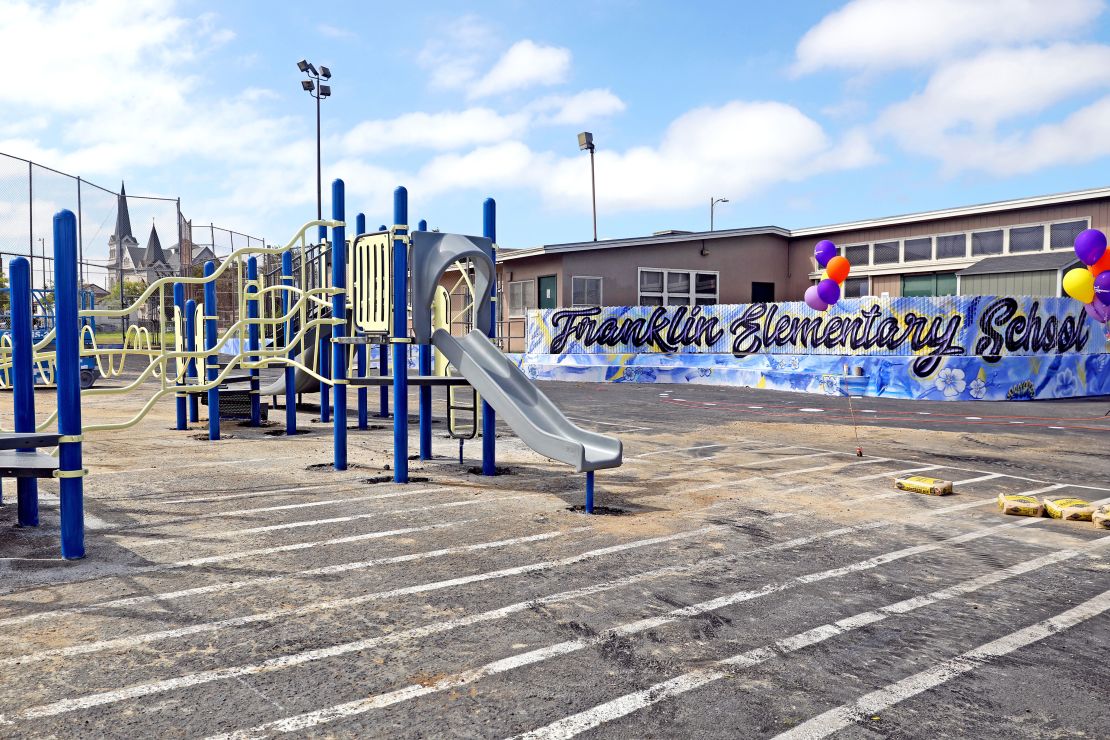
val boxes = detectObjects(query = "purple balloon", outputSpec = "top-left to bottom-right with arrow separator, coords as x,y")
1094,270 -> 1110,303
1074,229 -> 1107,266
814,240 -> 837,268
804,285 -> 828,311
1084,301 -> 1108,323
816,278 -> 840,305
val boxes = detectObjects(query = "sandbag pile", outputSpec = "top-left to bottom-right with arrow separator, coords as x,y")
998,493 -> 1104,527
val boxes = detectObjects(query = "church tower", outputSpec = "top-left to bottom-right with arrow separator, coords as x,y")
107,181 -> 139,282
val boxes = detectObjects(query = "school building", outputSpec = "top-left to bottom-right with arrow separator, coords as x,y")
489,186 -> 1105,350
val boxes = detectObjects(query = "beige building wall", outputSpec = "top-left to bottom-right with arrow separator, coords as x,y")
870,274 -> 901,297
960,271 -> 1061,298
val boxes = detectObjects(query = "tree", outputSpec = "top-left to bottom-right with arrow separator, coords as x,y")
107,279 -> 148,308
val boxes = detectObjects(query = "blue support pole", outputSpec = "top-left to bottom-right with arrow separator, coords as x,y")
392,188 -> 409,483
482,198 -> 497,476
53,210 -> 84,559
378,223 -> 389,419
185,299 -> 199,422
173,282 -> 187,431
318,222 -> 330,424
331,179 -> 348,471
281,251 -> 296,434
10,257 -> 38,527
247,256 -> 261,427
416,218 -> 432,461
585,471 -> 595,514
203,260 -> 219,441
355,212 -> 368,430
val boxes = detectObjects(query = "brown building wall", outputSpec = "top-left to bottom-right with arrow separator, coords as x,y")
870,274 -> 901,297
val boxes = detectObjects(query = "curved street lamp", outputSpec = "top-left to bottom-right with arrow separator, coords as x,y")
710,196 -> 729,231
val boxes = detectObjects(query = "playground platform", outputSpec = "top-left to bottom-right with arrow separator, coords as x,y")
0,381 -> 1107,738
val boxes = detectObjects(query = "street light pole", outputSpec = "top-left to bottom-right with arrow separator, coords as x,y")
298,60 -> 332,239
710,196 -> 729,231
578,132 -> 597,241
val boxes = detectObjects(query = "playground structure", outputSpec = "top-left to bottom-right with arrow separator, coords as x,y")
0,179 -> 622,559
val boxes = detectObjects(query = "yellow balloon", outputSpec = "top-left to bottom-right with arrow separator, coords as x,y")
1063,267 -> 1095,303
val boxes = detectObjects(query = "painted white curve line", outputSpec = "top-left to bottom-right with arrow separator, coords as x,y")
198,511 -> 1052,738
509,538 -> 1110,740
773,585 -> 1110,740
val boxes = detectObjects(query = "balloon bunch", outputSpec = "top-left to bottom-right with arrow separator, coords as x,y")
1063,229 -> 1110,323
805,239 -> 851,312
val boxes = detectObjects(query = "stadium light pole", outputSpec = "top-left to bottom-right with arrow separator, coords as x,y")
298,60 -> 332,233
578,132 -> 597,241
710,197 -> 729,231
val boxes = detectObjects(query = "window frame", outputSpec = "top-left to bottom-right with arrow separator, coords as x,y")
506,279 -> 536,318
637,267 -> 719,306
570,275 -> 604,307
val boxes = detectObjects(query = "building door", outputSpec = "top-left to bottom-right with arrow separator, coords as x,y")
901,274 -> 937,297
538,275 -> 558,309
751,281 -> 775,303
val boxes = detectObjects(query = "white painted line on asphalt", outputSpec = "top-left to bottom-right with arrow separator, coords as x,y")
861,410 -> 877,414
856,465 -> 941,481
1009,421 -> 1025,424
799,408 -> 824,413
93,455 -> 304,476
511,537 -> 1110,740
153,481 -> 367,506
965,416 -> 982,420
766,458 -> 890,479
773,585 -> 1110,740
0,525 -> 733,669
111,492 -> 518,547
748,405 -> 763,409
0,527 -> 588,648
202,512 -> 1060,738
1049,426 -> 1065,429
952,473 -> 1003,485
634,444 -> 724,458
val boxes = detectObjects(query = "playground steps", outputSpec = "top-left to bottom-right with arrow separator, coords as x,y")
0,433 -> 61,478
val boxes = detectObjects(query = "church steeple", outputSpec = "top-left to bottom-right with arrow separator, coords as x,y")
114,181 -> 133,241
144,222 -> 167,266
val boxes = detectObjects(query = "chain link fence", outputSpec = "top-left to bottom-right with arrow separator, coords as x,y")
0,151 -> 266,332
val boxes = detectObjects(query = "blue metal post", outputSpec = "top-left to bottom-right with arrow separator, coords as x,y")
281,251 -> 296,434
10,257 -> 38,527
416,218 -> 432,460
185,299 -> 199,422
355,212 -> 368,430
585,471 -> 595,514
331,179 -> 348,471
173,282 -> 187,431
54,210 -> 84,559
247,256 -> 261,426
203,260 -> 219,440
318,222 -> 330,423
378,223 -> 389,419
482,198 -> 497,475
392,189 -> 409,483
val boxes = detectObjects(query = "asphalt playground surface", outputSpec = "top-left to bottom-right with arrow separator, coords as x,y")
0,379 -> 1108,738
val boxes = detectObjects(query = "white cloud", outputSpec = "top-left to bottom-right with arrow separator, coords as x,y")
877,43 -> 1110,173
529,89 -> 627,125
342,109 -> 530,155
317,23 -> 356,40
792,0 -> 1103,75
417,16 -> 497,92
468,40 -> 572,99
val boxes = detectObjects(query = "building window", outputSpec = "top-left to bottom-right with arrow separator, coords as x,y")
1050,220 -> 1088,250
873,241 -> 899,265
844,244 -> 870,266
842,277 -> 869,298
1009,224 -> 1044,253
972,230 -> 1003,256
638,268 -> 719,306
904,237 -> 932,262
936,233 -> 967,259
571,276 -> 602,307
507,280 -> 535,318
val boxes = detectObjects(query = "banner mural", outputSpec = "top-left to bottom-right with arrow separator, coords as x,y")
520,296 -> 1110,401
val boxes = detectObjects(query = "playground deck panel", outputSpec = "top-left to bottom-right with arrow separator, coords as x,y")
0,381 -> 1107,738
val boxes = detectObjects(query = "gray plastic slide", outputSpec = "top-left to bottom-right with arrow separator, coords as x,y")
432,328 -> 622,473
261,324 -> 326,397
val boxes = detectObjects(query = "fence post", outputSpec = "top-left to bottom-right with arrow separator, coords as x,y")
185,298 -> 198,422
392,189 -> 409,483
377,224 -> 389,419
10,257 -> 38,527
247,256 -> 261,426
355,213 -> 368,430
204,260 -> 219,440
331,179 -> 347,471
282,251 -> 296,434
54,210 -> 84,559
482,198 -> 497,476
173,282 -> 187,430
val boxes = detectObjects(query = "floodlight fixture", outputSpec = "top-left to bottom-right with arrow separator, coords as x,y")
307,63 -> 318,76
297,59 -> 309,72
320,65 -> 331,79
319,84 -> 331,97
577,132 -> 598,240
301,80 -> 315,92
577,131 -> 594,151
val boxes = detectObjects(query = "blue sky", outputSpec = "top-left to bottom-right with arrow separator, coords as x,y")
4,0 -> 1110,250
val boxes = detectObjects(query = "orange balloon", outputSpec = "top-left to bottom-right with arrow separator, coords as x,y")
1089,249 -> 1110,277
826,255 -> 851,284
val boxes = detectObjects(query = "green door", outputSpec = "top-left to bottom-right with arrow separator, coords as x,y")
935,273 -> 957,296
902,273 -> 958,297
538,275 -> 558,309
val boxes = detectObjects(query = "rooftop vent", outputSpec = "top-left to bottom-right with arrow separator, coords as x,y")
652,229 -> 693,236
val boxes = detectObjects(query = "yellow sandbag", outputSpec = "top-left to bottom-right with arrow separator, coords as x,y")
997,493 -> 1043,517
1042,496 -> 1094,521
895,475 -> 953,496
1093,505 -> 1110,530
